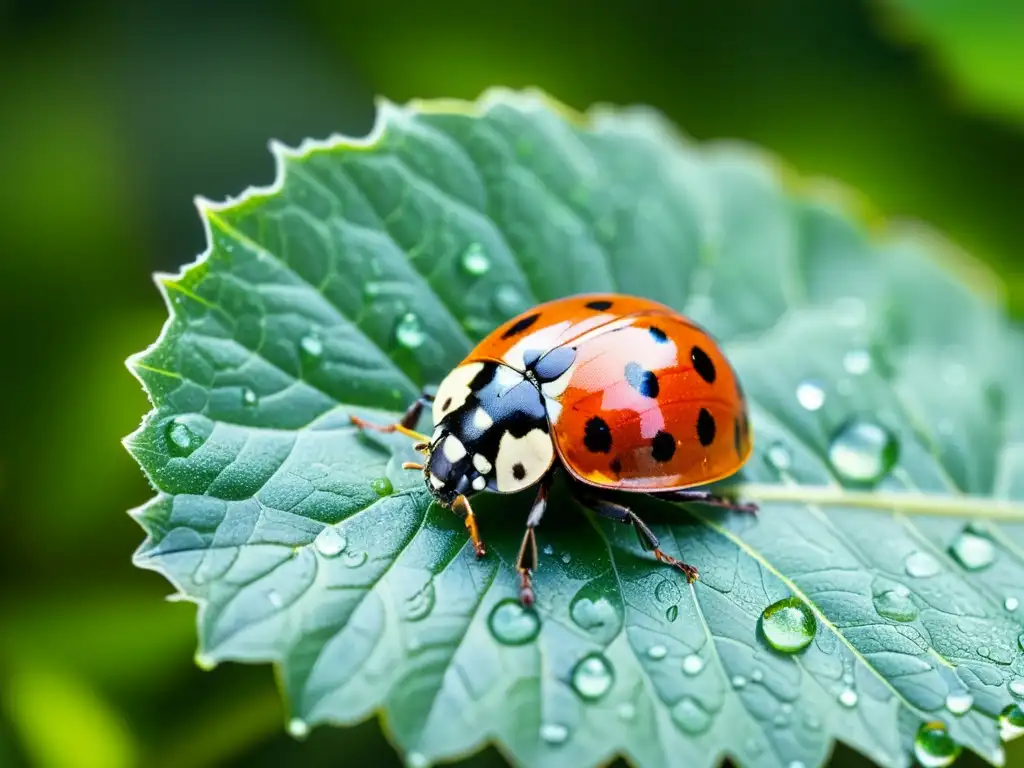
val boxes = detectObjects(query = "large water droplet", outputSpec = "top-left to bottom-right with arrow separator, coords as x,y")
1005,597 -> 1019,612
314,526 -> 347,557
241,387 -> 259,407
406,752 -> 430,768
460,244 -> 491,276
288,718 -> 310,739
405,580 -> 436,622
945,691 -> 973,716
654,579 -> 681,604
760,597 -> 817,653
488,598 -> 540,645
682,654 -> 705,676
371,477 -> 394,497
842,349 -> 872,376
665,605 -> 679,622
539,723 -> 569,745
571,653 -> 615,702
765,441 -> 793,471
670,697 -> 712,735
838,688 -> 858,708
1000,704 -> 1024,741
796,380 -> 826,411
568,583 -> 622,643
165,418 -> 203,457
827,419 -> 899,484
395,312 -> 427,349
905,551 -> 941,578
948,527 -> 997,571
1009,679 -> 1024,700
874,586 -> 919,622
914,722 -> 961,768
647,644 -> 668,660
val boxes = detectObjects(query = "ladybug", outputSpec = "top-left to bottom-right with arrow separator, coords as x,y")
351,293 -> 756,605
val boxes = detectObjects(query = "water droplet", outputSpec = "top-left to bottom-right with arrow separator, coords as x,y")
751,669 -> 764,683
1009,679 -> 1024,699
195,652 -> 216,670
405,580 -> 436,622
314,526 -> 347,557
788,761 -> 806,768
665,605 -> 679,622
670,697 -> 712,735
288,718 -> 310,739
842,349 -> 872,376
568,583 -> 622,643
395,312 -> 426,349
682,655 -> 705,676
460,244 -> 491,276
945,691 -> 973,715
539,723 -> 568,745
559,552 -> 571,564
827,419 -> 899,484
300,334 -> 323,361
343,550 -> 368,568
1005,597 -> 1019,612
796,380 -> 826,411
1000,704 -> 1024,741
571,653 -> 615,702
241,387 -> 259,407
874,587 -> 919,622
838,688 -> 858,708
542,543 -> 554,556
914,722 -> 961,768
948,527 -> 997,571
617,703 -> 636,721
806,715 -> 822,731
165,418 -> 203,457
488,598 -> 540,645
760,597 -> 817,653
371,477 -> 393,496
406,752 -> 429,768
268,590 -> 283,608
905,551 -> 941,578
732,675 -> 747,689
654,579 -> 681,604
765,441 -> 793,471
495,285 -> 527,316
647,644 -> 668,660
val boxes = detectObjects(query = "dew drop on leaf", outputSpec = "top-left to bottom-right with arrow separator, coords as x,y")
195,653 -> 216,671
751,669 -> 764,683
948,527 -> 997,571
406,752 -> 429,768
765,441 -> 793,472
568,582 -> 622,643
670,697 -> 712,735
788,761 -> 806,768
874,587 -> 919,622
1009,679 -> 1024,699
945,691 -> 973,715
654,579 -> 681,604
460,243 -> 491,276
827,419 -> 899,484
560,552 -> 571,564
905,551 -> 941,578
682,654 -> 705,676
732,675 -> 747,689
1005,597 -> 1019,612
494,285 -> 527,316
760,596 -> 817,653
617,703 -> 636,722
665,605 -> 679,622
795,380 -> 826,411
394,312 -> 427,349
842,349 -> 872,375
268,590 -> 283,608
542,543 -> 554,556
488,599 -> 540,646
1000,704 -> 1024,741
241,387 -> 259,407
165,418 -> 203,457
299,334 -> 324,361
647,644 -> 668,660
539,723 -> 569,745
914,722 -> 961,768
314,526 -> 347,558
571,653 -> 615,702
371,476 -> 394,496
838,688 -> 858,708
405,580 -> 436,622
343,550 -> 368,569
288,718 -> 310,739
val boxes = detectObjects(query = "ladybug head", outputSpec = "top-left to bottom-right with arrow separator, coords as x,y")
419,429 -> 480,507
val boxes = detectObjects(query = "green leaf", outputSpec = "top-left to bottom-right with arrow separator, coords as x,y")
125,88 -> 1024,768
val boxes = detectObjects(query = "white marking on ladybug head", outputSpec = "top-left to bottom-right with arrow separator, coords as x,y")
429,474 -> 445,489
472,476 -> 486,491
472,408 -> 493,430
473,454 -> 492,474
494,428 -> 555,493
442,435 -> 467,462
432,362 -> 485,425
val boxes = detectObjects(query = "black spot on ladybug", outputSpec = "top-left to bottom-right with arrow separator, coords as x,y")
610,458 -> 622,475
651,431 -> 676,462
697,408 -> 716,447
501,312 -> 541,339
648,326 -> 668,343
585,300 -> 613,311
583,417 -> 612,453
691,345 -> 716,384
512,463 -> 526,481
625,362 -> 659,398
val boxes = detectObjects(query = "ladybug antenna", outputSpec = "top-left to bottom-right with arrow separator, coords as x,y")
401,461 -> 424,471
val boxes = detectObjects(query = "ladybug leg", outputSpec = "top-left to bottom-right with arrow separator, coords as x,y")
577,492 -> 700,583
452,494 -> 487,558
515,475 -> 552,607
653,489 -> 758,515
349,390 -> 434,444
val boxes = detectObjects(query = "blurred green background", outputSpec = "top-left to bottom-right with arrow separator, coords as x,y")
1,0 -> 1022,766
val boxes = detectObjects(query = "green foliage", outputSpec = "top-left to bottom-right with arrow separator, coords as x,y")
125,89 -> 1024,768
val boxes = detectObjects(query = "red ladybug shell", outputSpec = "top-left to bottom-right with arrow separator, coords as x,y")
456,293 -> 753,492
